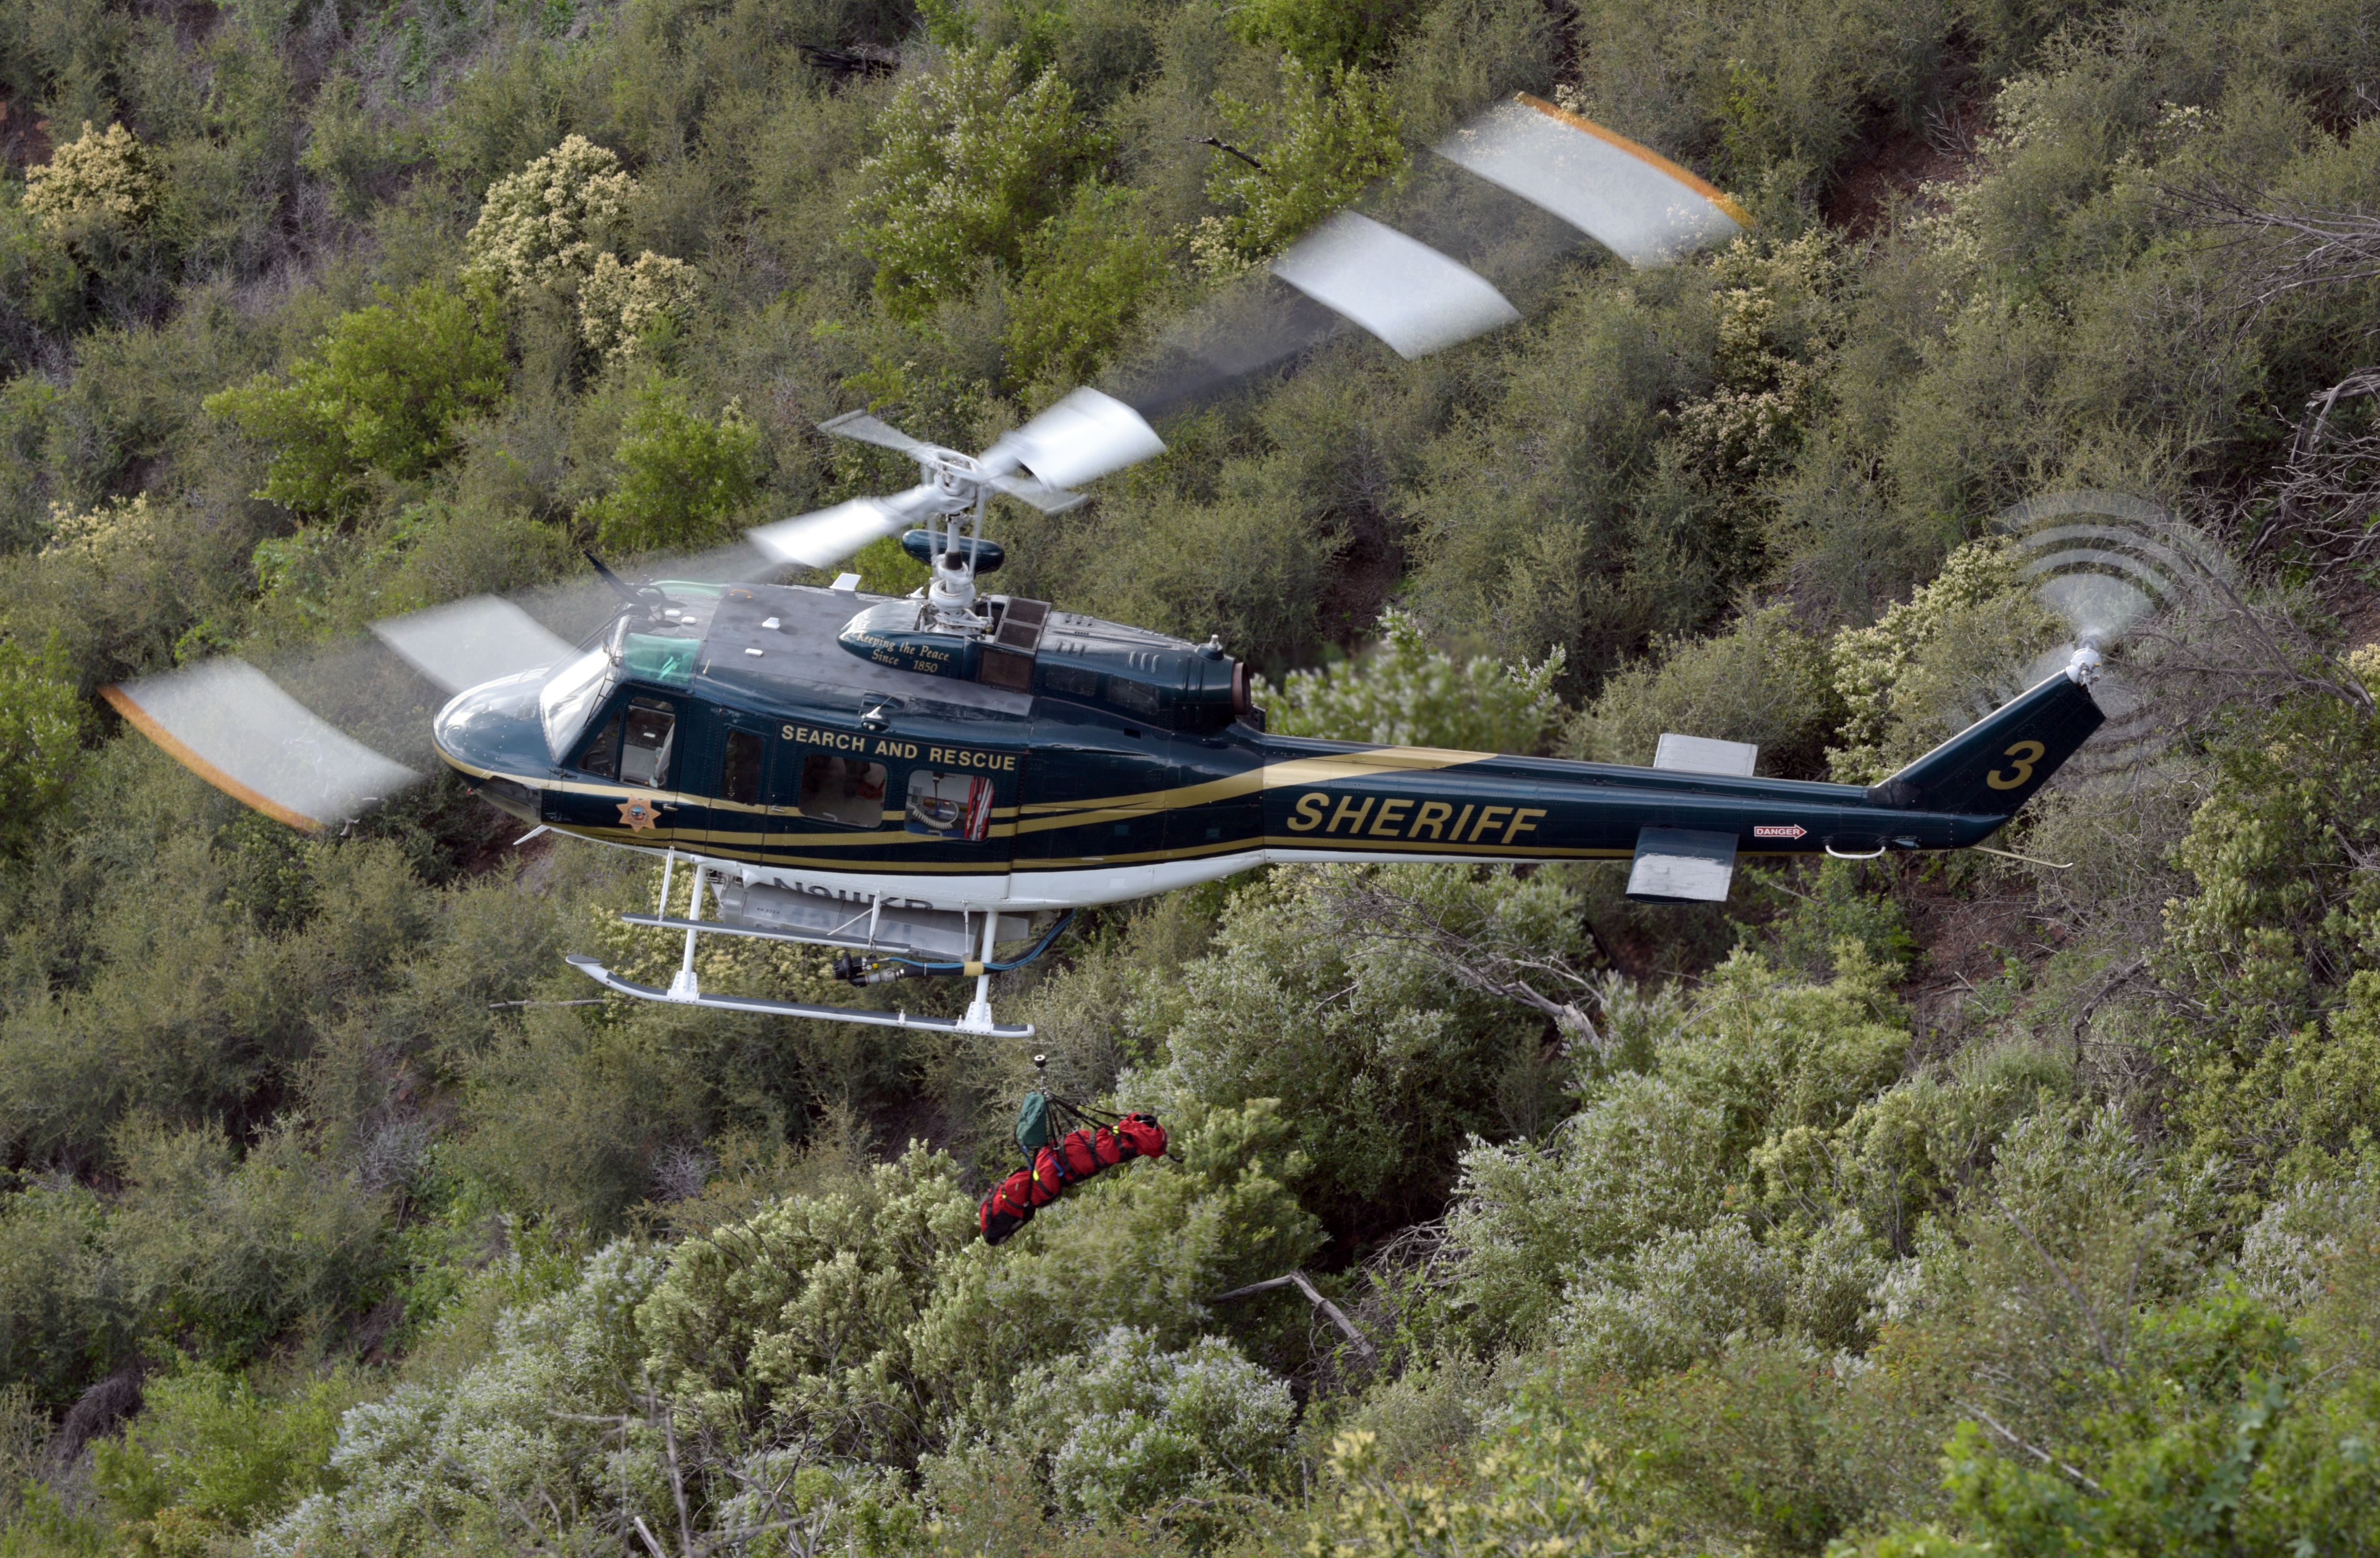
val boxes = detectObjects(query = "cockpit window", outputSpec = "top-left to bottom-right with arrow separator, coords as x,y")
621,632 -> 698,688
540,647 -> 615,762
618,698 -> 678,787
577,713 -> 624,778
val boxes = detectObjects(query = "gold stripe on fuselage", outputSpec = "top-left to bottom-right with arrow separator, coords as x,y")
1014,746 -> 1494,824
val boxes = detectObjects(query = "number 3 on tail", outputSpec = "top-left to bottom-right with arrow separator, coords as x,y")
1987,739 -> 2046,790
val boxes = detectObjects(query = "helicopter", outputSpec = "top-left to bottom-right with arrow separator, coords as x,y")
102,95 -> 2116,1039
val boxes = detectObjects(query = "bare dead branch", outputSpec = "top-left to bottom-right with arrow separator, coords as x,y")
1210,1270 -> 1379,1361
1303,868 -> 1608,1053
2165,181 -> 2380,310
1957,1403 -> 2109,1496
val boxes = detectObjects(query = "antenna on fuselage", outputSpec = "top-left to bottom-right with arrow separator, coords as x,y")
582,549 -> 663,612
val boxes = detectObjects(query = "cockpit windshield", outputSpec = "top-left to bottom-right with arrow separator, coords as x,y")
540,646 -> 615,762
541,597 -> 712,762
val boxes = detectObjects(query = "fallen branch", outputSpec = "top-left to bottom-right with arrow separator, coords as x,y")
1210,1270 -> 1378,1362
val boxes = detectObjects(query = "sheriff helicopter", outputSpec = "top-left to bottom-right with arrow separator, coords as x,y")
104,95 -> 2121,1039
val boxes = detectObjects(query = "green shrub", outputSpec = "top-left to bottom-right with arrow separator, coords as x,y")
1847,1296 -> 2380,1558
1228,0 -> 1425,70
1004,181 -> 1169,394
1568,603 -> 1839,775
969,1326 -> 1295,1522
108,1120 -> 394,1362
259,1240 -> 666,1555
851,48 -> 1095,321
2147,693 -> 2380,1206
642,1103 -> 1318,1462
1261,607 -> 1566,752
92,1361 -> 363,1547
1444,948 -> 1906,1346
1136,866 -> 1569,1237
1206,59 -> 1405,259
1551,1212 -> 1884,1380
297,75 -> 420,222
0,1179 -> 129,1409
203,279 -> 507,516
0,632 -> 84,853
581,376 -> 761,552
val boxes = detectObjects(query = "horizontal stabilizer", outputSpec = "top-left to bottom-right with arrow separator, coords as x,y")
1653,733 -> 1759,777
564,955 -> 1034,1036
1627,826 -> 1737,904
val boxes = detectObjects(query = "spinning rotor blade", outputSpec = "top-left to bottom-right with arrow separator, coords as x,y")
817,409 -> 937,459
102,659 -> 422,832
988,471 -> 1086,514
747,99 -> 1748,551
1269,212 -> 1522,360
371,596 -> 576,696
747,485 -> 948,569
1992,491 -> 2237,786
1437,94 -> 1748,268
1113,96 -> 1748,420
981,388 -> 1168,491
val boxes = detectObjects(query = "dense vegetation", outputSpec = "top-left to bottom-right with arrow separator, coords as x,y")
2,0 -> 2379,1550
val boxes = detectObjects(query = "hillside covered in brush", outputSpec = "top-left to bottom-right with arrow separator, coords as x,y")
3,0 -> 2380,1552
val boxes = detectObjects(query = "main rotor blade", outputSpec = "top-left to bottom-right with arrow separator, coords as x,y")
371,596 -> 576,696
746,485 -> 946,569
1436,94 -> 1748,268
103,659 -> 421,831
1268,212 -> 1522,360
817,409 -> 937,461
980,388 -> 1167,491
1110,98 -> 1746,421
988,471 -> 1086,514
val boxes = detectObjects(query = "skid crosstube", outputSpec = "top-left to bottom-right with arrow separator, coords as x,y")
562,954 -> 1034,1036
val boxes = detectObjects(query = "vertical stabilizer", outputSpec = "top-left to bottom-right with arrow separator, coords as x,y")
1868,655 -> 2105,816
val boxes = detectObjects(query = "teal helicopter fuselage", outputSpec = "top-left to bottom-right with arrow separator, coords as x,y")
430,578 -> 2105,921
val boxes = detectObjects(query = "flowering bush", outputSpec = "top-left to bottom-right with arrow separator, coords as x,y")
578,249 -> 701,363
990,1326 -> 1294,1520
1310,1413 -> 1643,1558
463,134 -> 636,299
41,492 -> 160,565
23,122 -> 159,237
1823,539 -> 2063,784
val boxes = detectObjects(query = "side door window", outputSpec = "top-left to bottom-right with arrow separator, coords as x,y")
904,768 -> 997,842
795,750 -> 889,828
702,719 -> 773,851
617,698 -> 679,788
548,693 -> 681,834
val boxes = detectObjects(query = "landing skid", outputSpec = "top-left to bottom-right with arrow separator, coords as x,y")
563,954 -> 1034,1036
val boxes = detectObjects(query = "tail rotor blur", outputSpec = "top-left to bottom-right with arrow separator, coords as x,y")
1993,490 -> 2236,784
